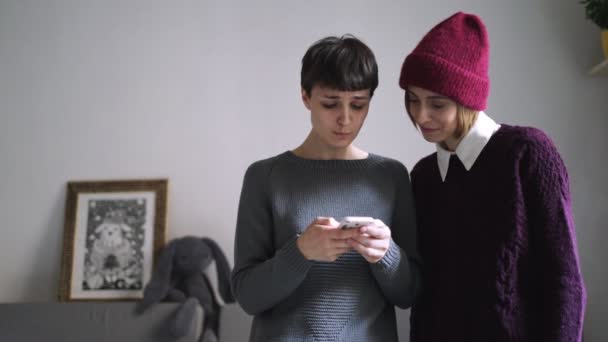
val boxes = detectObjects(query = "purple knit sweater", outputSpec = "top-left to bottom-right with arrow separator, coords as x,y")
409,125 -> 586,342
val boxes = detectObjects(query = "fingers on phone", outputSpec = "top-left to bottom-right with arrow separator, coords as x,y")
314,217 -> 339,228
332,227 -> 360,240
348,239 -> 383,260
315,216 -> 331,224
350,236 -> 385,249
359,225 -> 390,239
330,239 -> 351,249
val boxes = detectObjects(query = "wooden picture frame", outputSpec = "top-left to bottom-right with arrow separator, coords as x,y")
58,179 -> 168,301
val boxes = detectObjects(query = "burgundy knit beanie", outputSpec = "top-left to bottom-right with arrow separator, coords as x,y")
399,12 -> 490,111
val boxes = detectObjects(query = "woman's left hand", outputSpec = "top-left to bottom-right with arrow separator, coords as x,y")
347,219 -> 391,263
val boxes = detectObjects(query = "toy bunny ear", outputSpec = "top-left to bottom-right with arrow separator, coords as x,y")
137,239 -> 177,313
201,237 -> 235,304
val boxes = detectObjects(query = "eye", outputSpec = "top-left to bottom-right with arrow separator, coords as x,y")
405,92 -> 419,103
350,103 -> 366,110
431,102 -> 445,110
321,103 -> 337,109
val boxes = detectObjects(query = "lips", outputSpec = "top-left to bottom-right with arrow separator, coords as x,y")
420,127 -> 439,134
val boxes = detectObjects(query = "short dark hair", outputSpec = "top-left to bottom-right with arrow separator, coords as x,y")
301,35 -> 379,97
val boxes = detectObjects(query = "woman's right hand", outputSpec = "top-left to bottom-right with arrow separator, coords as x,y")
296,217 -> 359,262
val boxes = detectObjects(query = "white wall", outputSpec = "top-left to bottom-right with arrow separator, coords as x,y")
1,0 -> 606,341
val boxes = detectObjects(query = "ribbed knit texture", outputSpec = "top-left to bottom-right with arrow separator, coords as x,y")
409,125 -> 586,342
399,11 -> 490,110
232,151 -> 421,342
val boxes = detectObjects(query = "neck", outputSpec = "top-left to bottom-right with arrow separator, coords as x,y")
442,135 -> 464,152
293,133 -> 368,160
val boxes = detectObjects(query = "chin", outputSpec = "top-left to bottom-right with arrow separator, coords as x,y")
329,142 -> 352,150
326,137 -> 354,148
421,134 -> 442,144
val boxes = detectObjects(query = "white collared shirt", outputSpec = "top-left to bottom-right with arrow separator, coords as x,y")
436,111 -> 501,182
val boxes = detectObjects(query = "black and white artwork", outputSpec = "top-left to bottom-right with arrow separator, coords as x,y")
83,199 -> 146,291
68,190 -> 157,300
59,179 -> 167,301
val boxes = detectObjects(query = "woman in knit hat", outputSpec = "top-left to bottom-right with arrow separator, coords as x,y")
232,34 -> 421,341
399,12 -> 586,341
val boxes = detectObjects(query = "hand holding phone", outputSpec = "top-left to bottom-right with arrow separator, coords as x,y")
344,218 -> 392,263
296,217 -> 354,262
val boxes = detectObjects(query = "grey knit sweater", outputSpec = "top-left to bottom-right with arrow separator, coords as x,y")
231,151 -> 421,342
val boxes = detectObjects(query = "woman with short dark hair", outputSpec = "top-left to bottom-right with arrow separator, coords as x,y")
232,35 -> 421,342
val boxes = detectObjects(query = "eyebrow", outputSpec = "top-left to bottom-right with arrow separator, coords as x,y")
407,91 -> 447,100
321,95 -> 370,100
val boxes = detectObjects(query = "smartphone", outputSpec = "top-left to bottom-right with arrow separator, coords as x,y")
338,216 -> 375,229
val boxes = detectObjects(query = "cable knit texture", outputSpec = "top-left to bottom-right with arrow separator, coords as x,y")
232,151 -> 421,342
399,11 -> 490,110
409,125 -> 586,341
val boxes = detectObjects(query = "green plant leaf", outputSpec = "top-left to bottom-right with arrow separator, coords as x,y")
580,0 -> 608,28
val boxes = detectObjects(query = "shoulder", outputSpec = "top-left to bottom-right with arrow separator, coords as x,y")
499,125 -> 568,182
371,154 -> 408,172
498,125 -> 563,165
495,124 -> 558,154
411,152 -> 437,180
243,152 -> 287,180
365,154 -> 416,191
368,154 -> 411,180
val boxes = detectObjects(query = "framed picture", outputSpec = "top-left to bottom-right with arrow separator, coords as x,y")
58,179 -> 168,301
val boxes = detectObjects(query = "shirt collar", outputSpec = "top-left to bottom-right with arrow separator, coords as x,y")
436,111 -> 501,181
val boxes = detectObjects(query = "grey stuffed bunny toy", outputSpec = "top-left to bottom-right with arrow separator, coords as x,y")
137,236 -> 234,342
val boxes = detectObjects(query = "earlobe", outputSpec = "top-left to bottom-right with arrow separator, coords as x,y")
301,89 -> 312,110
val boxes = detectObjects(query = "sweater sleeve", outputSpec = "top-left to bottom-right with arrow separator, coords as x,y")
370,162 -> 422,309
522,130 -> 586,342
231,160 -> 314,315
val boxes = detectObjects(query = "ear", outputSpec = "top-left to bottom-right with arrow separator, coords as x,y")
137,239 -> 177,313
301,88 -> 312,110
201,237 -> 235,304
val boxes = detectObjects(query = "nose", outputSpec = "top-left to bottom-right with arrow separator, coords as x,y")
337,106 -> 352,125
412,104 -> 431,124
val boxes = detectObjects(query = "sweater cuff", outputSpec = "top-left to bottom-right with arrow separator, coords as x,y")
276,235 -> 314,274
371,239 -> 402,275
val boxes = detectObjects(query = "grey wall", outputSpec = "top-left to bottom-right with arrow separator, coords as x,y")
1,0 -> 606,341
